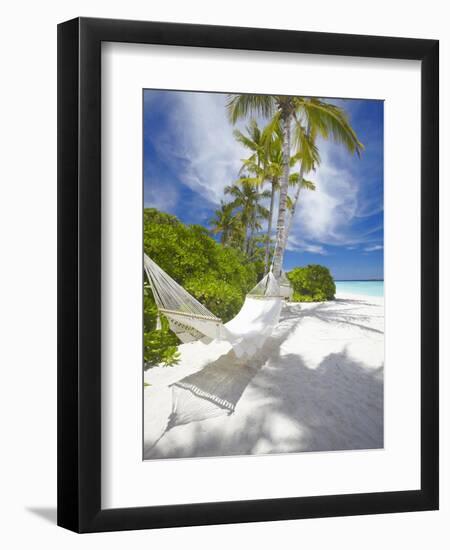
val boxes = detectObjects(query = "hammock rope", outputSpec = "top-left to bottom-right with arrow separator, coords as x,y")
144,253 -> 286,352
144,255 -> 218,320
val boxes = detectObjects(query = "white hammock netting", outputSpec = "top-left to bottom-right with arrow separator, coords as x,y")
144,255 -> 218,319
144,254 -> 290,358
247,271 -> 280,297
144,255 -> 222,343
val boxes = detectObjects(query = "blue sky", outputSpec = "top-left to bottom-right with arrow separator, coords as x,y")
143,90 -> 384,280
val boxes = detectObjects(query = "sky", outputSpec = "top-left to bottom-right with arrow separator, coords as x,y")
143,90 -> 384,280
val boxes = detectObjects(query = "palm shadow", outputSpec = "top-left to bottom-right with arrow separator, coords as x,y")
297,299 -> 384,335
149,348 -> 383,459
169,305 -> 302,419
145,299 -> 384,459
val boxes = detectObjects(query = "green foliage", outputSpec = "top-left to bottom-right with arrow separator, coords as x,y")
185,276 -> 243,322
144,328 -> 181,368
144,209 -> 256,294
288,264 -> 336,302
143,283 -> 180,369
143,208 -> 257,367
209,201 -> 244,246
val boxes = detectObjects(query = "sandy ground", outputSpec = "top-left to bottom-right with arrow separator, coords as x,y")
143,292 -> 384,459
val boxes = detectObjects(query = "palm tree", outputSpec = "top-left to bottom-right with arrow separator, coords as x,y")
227,95 -> 364,278
233,119 -> 266,174
260,138 -> 298,273
233,120 -> 278,271
243,122 -> 315,273
209,201 -> 241,246
233,121 -> 269,256
227,95 -> 293,278
225,180 -> 269,255
259,124 -> 283,274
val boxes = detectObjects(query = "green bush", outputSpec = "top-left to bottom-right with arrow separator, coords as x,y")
144,325 -> 181,368
288,264 -> 336,302
143,209 -> 256,298
184,276 -> 243,322
143,208 -> 257,368
143,283 -> 180,368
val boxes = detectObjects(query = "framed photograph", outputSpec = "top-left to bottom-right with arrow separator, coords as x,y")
57,17 -> 439,532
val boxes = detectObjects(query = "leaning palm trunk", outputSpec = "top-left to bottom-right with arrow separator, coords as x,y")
247,223 -> 255,256
272,113 -> 291,279
283,124 -> 311,249
284,162 -> 306,247
243,224 -> 250,254
264,182 -> 276,274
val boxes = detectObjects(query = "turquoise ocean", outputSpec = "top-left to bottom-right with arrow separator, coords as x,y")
334,280 -> 384,297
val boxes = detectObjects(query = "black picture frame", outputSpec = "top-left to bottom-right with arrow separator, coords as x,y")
57,17 -> 439,533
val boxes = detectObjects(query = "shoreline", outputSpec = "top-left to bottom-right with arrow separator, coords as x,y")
334,290 -> 384,302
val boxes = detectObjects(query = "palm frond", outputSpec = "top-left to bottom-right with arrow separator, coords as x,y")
233,128 -> 259,151
301,178 -> 316,191
226,94 -> 276,124
292,118 -> 321,170
289,173 -> 300,185
286,194 -> 294,211
301,98 -> 364,156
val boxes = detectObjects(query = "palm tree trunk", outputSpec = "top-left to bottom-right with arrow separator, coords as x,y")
248,225 -> 255,256
283,124 -> 311,249
264,181 -> 276,274
284,162 -> 306,247
244,225 -> 250,254
272,112 -> 291,279
248,207 -> 258,256
222,228 -> 229,246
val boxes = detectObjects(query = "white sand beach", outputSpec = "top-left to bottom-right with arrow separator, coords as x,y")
143,292 -> 384,459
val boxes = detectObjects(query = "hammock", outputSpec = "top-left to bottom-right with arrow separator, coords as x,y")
170,349 -> 257,426
144,255 -> 223,344
143,255 -> 295,450
144,254 -> 286,358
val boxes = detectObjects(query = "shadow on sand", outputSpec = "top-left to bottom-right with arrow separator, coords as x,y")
145,300 -> 384,459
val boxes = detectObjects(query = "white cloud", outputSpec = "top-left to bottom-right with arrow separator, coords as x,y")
148,92 -> 248,205
289,139 -> 361,246
286,235 -> 328,255
287,137 -> 383,249
144,178 -> 178,213
364,244 -> 383,252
